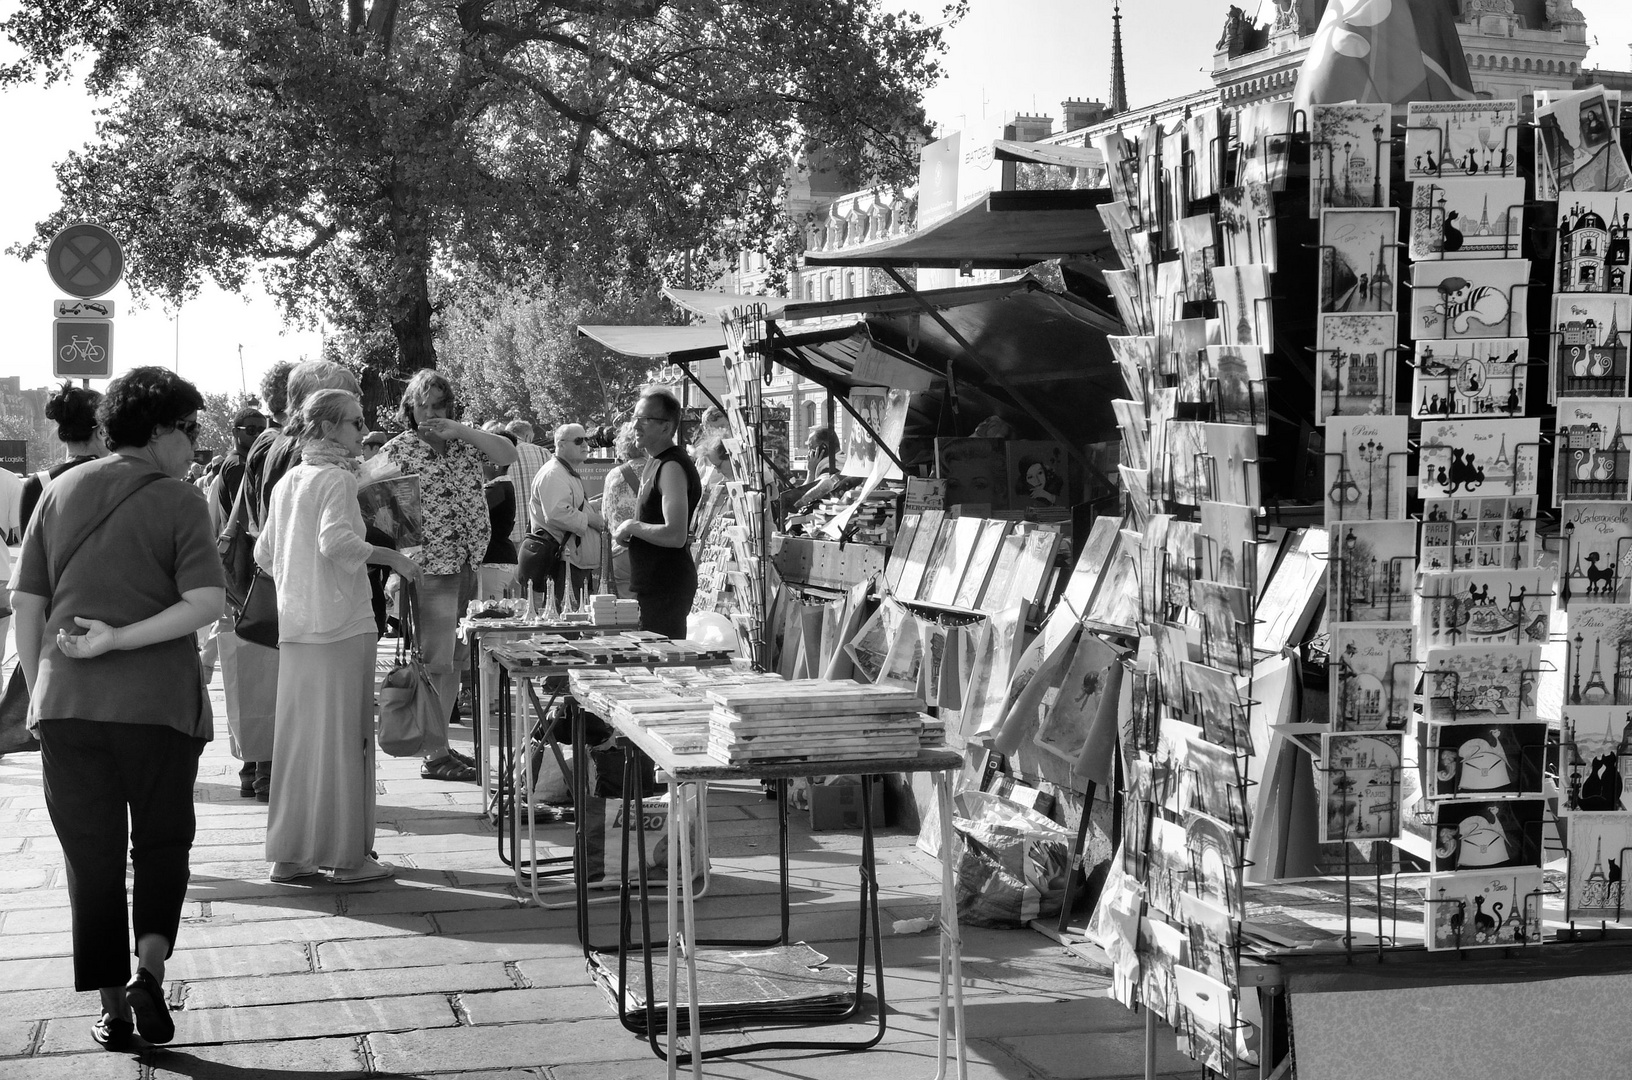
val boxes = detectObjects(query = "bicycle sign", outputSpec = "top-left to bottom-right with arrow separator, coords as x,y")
53,318 -> 113,378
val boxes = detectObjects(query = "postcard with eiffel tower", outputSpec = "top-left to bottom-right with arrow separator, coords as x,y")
1408,178 -> 1525,262
1554,397 -> 1632,506
1553,194 -> 1632,295
1560,501 -> 1632,608
1424,869 -> 1543,950
1563,813 -> 1632,920
1561,604 -> 1632,814
1551,294 -> 1632,400
1325,415 -> 1409,525
1418,417 -> 1541,501
1319,732 -> 1404,843
1404,100 -> 1520,183
1411,338 -> 1528,420
1418,567 -> 1554,649
1420,495 -> 1536,573
1319,208 -> 1399,314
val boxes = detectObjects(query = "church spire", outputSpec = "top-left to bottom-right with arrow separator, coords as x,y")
1109,1 -> 1129,116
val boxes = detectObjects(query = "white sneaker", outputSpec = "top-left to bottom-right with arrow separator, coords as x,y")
328,858 -> 395,883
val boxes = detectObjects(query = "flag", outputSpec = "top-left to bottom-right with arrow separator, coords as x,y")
1294,0 -> 1475,114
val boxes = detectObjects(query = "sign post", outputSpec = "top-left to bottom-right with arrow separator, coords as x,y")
45,223 -> 124,382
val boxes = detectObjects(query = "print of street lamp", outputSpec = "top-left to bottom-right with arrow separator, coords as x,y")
1357,438 -> 1383,519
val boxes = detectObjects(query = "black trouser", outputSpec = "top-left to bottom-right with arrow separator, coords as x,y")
636,589 -> 694,640
41,718 -> 205,991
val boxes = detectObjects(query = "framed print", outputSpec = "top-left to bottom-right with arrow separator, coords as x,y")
1554,398 -> 1632,505
1006,440 -> 1069,512
1562,812 -> 1632,920
1330,624 -> 1414,731
1417,416 -> 1541,500
1431,800 -> 1545,873
1328,519 -> 1416,624
1422,645 -> 1539,726
1552,294 -> 1632,399
1319,732 -> 1403,843
1319,208 -> 1399,313
1555,195 -> 1632,295
1325,415 -> 1409,523
1417,567 -> 1553,648
1311,102 -> 1391,217
1404,99 -> 1519,181
1316,313 -> 1396,422
1420,495 -> 1536,572
935,438 -> 1009,513
1411,338 -> 1528,419
1425,721 -> 1547,800
1407,178 -> 1524,261
1408,259 -> 1531,341
1560,500 -> 1632,607
1424,870 -> 1543,949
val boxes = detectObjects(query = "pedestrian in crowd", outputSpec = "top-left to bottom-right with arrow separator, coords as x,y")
260,360 -> 295,431
361,430 -> 387,460
696,436 -> 734,491
256,389 -> 420,885
381,370 -> 517,781
526,422 -> 604,607
794,424 -> 843,510
505,419 -> 550,551
600,421 -> 645,598
11,366 -> 225,1051
232,360 -> 363,801
614,387 -> 701,638
478,422 -> 519,600
19,381 -> 107,532
213,407 -> 267,521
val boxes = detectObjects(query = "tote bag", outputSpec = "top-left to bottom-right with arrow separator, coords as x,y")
378,584 -> 437,756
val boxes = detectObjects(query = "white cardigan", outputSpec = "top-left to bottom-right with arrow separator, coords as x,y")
255,463 -> 377,645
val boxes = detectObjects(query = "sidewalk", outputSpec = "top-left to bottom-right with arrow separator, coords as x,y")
0,659 -> 1195,1080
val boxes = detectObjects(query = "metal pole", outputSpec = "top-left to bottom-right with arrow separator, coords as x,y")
238,343 -> 247,396
174,308 -> 180,372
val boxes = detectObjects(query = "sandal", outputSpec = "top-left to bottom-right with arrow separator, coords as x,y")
447,747 -> 478,768
91,1014 -> 137,1051
420,755 -> 477,782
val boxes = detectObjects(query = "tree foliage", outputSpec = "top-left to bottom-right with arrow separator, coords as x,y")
4,0 -> 958,374
436,276 -> 666,434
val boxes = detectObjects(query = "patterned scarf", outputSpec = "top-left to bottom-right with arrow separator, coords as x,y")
301,438 -> 361,475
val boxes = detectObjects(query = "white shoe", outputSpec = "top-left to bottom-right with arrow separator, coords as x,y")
328,858 -> 395,883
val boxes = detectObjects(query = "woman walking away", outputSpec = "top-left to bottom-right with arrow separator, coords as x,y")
256,390 -> 420,884
11,366 -> 225,1051
613,387 -> 701,639
19,381 -> 107,532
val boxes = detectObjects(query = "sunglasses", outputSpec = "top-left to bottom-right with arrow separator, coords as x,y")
568,436 -> 590,446
346,416 -> 368,432
176,419 -> 201,444
632,414 -> 670,426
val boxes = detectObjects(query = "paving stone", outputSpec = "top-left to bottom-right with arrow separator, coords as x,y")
345,883 -> 521,917
433,906 -> 581,936
0,1051 -> 142,1079
319,932 -> 581,971
166,943 -> 312,981
461,985 -> 608,1025
0,1018 -> 40,1057
157,995 -> 456,1048
198,896 -> 341,923
557,1038 -> 1029,1080
370,1019 -> 669,1073
0,836 -> 26,855
184,963 -> 516,1009
0,985 -> 99,1023
0,868 -> 53,891
998,1029 -> 1197,1078
513,957 -> 603,990
0,887 -> 70,911
0,956 -> 74,991
0,931 -> 73,960
175,913 -> 430,950
143,1036 -> 367,1078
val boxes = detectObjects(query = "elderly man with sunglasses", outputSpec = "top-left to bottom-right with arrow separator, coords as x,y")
526,423 -> 605,606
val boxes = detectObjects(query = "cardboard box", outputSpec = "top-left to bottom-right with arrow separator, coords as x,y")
809,783 -> 886,831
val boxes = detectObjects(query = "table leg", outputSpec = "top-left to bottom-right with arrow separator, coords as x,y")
472,635 -> 490,813
933,770 -> 968,1080
677,776 -> 703,1080
665,772 -> 682,1080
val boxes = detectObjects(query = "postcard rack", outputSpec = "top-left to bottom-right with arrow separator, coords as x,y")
716,303 -> 776,670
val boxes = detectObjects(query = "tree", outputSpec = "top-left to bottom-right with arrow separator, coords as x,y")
436,276 -> 666,433
4,1 -> 958,376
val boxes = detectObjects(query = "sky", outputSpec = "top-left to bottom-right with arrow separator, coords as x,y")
1,0 -> 1630,397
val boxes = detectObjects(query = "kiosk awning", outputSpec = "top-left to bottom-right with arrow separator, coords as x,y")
803,189 -> 1117,269
991,139 -> 1105,170
575,323 -> 726,364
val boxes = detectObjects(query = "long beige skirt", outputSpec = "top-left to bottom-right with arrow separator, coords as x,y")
265,634 -> 377,871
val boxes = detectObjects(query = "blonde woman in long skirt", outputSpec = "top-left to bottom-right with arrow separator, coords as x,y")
255,389 -> 420,883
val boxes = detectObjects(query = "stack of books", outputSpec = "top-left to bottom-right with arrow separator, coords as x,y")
705,681 -> 927,765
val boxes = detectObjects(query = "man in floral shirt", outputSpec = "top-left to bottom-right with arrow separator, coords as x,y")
382,370 -> 517,782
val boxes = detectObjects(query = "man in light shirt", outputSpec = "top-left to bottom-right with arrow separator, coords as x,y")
528,424 -> 603,605
506,420 -> 549,549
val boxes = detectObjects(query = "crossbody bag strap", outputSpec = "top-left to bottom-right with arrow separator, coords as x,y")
47,472 -> 166,594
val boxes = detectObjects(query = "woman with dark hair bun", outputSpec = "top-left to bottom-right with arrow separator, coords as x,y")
11,366 -> 225,1050
19,381 -> 107,531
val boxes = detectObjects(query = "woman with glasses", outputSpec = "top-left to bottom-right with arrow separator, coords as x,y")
380,370 -> 517,782
255,390 -> 421,885
612,387 -> 701,638
11,367 -> 225,1050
